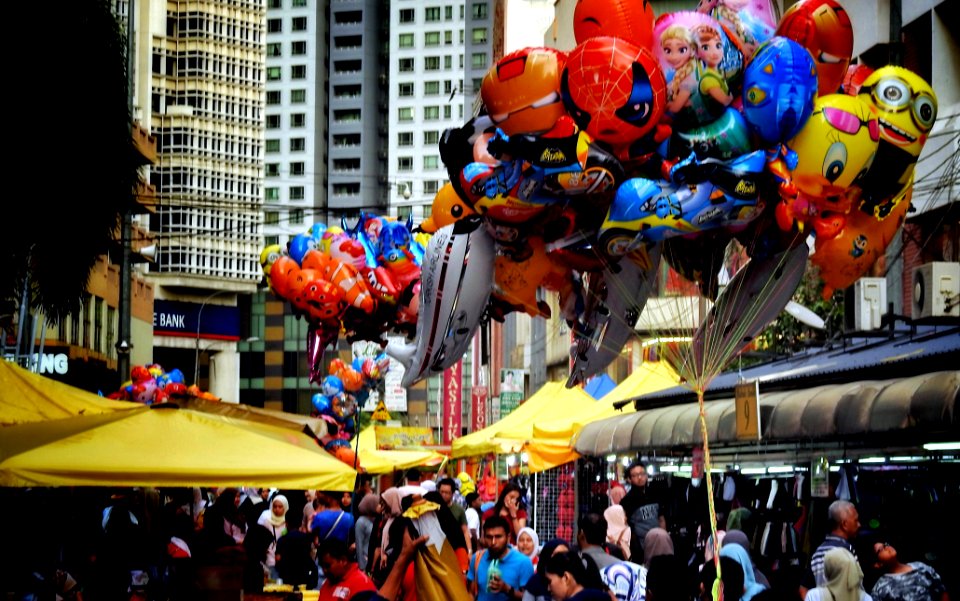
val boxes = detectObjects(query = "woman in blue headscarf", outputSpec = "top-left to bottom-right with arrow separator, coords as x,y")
719,543 -> 767,600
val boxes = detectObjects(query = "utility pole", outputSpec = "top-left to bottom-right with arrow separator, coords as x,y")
117,0 -> 136,384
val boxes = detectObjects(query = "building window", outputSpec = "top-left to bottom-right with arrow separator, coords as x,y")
266,139 -> 280,153
444,105 -> 451,119
398,132 -> 413,146
265,235 -> 280,247
398,156 -> 413,171
397,205 -> 412,220
398,107 -> 413,122
94,297 -> 103,354
423,155 -> 439,169
399,8 -> 415,23
267,0 -> 280,8
472,28 -> 487,43
290,162 -> 305,176
399,82 -> 414,97
291,64 -> 306,79
425,56 -> 440,70
290,186 -> 305,200
472,3 -> 488,19
290,138 -> 305,151
291,113 -> 306,127
445,55 -> 453,69
424,180 -> 439,194
291,40 -> 307,55
266,163 -> 280,177
266,115 -> 280,129
291,89 -> 306,103
290,209 -> 304,225
471,53 -> 487,69
266,90 -> 281,105
399,58 -> 414,72
266,66 -> 281,81
267,18 -> 282,33
265,188 -> 280,202
398,33 -> 414,48
425,7 -> 441,21
424,81 -> 440,95
265,211 -> 280,225
445,6 -> 453,20
424,130 -> 440,145
424,106 -> 440,120
267,42 -> 282,57
292,16 -> 307,31
445,31 -> 453,45
292,0 -> 306,6
425,31 -> 441,46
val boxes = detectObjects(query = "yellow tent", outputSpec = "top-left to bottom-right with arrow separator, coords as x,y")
451,381 -> 597,458
0,360 -> 139,426
353,426 -> 447,474
0,404 -> 357,490
514,362 -> 681,472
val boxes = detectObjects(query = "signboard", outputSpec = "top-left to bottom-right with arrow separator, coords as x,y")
153,299 -> 240,341
499,368 -> 525,417
374,426 -> 434,450
471,385 -> 488,433
811,456 -> 830,498
442,361 -> 463,444
380,336 -> 408,411
735,380 -> 761,440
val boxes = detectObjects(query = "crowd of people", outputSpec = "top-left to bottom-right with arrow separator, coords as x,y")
5,464 -> 951,601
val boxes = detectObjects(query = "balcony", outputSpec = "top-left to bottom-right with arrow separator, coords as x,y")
132,120 -> 157,165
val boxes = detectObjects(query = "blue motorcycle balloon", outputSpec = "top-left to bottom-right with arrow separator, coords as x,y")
741,36 -> 818,145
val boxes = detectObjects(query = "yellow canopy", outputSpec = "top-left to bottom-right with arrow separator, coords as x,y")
353,426 -> 446,475
0,360 -> 139,426
518,362 -> 681,472
451,381 -> 596,458
0,404 -> 357,490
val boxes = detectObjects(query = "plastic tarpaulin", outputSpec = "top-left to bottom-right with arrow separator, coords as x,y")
0,403 -> 357,490
0,361 -> 139,426
353,426 -> 446,475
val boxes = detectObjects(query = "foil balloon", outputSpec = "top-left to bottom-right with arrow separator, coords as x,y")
568,244 -> 661,386
857,66 -> 937,218
260,244 -> 284,290
741,36 -> 818,145
775,0 -> 853,96
492,236 -> 570,319
480,47 -> 568,136
654,11 -> 743,129
842,63 -> 874,96
420,182 -> 476,234
561,36 -> 667,149
288,233 -> 317,265
269,255 -> 300,299
698,0 -> 778,56
386,217 -> 496,388
572,0 -> 656,51
672,106 -> 753,160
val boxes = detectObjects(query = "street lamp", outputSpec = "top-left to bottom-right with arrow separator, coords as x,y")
193,290 -> 231,386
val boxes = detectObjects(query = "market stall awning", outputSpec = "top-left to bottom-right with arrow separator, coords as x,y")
353,426 -> 447,475
451,382 -> 596,458
0,360 -> 139,426
573,370 -> 960,456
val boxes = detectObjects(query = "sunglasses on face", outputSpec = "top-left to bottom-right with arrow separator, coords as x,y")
822,106 -> 880,142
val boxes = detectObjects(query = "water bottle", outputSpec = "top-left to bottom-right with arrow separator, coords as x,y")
487,558 -> 501,592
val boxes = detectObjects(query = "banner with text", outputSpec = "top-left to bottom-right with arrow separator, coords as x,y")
471,385 -> 488,433
374,426 -> 434,450
443,361 -> 463,444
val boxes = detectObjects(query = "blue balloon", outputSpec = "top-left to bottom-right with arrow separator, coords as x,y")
321,375 -> 344,397
311,393 -> 330,414
288,233 -> 317,265
308,223 -> 328,243
741,36 -> 818,145
167,368 -> 185,384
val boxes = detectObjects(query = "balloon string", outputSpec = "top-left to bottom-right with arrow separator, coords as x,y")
698,388 -> 723,601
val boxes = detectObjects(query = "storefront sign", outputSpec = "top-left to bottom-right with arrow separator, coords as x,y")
735,380 -> 761,440
499,368 -> 525,417
374,426 -> 434,450
443,361 -> 462,444
471,385 -> 488,432
811,456 -> 830,498
381,336 -> 408,412
153,299 -> 240,341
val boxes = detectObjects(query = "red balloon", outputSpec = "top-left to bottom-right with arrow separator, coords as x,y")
842,63 -> 874,96
573,0 -> 656,51
775,0 -> 854,95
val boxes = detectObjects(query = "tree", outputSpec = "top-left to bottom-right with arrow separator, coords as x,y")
2,0 -> 139,332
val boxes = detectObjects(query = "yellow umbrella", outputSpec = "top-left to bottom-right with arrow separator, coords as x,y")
0,403 -> 356,490
353,426 -> 446,475
0,360 -> 138,426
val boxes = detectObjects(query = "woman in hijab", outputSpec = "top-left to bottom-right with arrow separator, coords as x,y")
723,530 -> 771,589
642,528 -> 674,567
522,538 -> 570,601
257,494 -> 288,580
718,543 -> 767,600
371,487 -> 403,586
516,527 -> 541,567
355,493 -> 379,572
805,548 -> 873,601
604,505 -> 631,562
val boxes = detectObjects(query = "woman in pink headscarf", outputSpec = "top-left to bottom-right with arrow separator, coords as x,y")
604,505 -> 632,561
371,487 -> 403,586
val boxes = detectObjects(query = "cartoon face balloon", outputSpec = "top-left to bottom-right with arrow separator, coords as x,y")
260,244 -> 284,286
788,94 -> 879,199
561,36 -> 666,148
481,47 -> 568,136
775,0 -> 853,95
573,0 -> 656,51
654,12 -> 743,129
698,0 -> 778,56
420,182 -> 476,234
741,36 -> 818,145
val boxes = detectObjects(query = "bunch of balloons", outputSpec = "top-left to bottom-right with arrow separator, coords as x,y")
260,216 -> 427,381
310,353 -> 390,441
108,364 -> 219,404
383,0 -> 937,387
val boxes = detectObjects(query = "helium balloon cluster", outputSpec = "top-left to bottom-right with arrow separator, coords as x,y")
382,0 -> 937,388
260,216 -> 427,382
311,354 -> 390,441
108,364 -> 218,404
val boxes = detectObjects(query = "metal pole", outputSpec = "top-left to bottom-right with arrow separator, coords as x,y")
14,274 -> 30,366
890,0 -> 903,67
194,290 -> 227,386
117,0 -> 136,386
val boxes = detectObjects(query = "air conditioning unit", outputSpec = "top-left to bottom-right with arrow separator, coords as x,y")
912,262 -> 960,318
852,277 -> 886,330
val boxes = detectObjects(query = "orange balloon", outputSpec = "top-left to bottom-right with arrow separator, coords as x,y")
420,182 -> 476,233
269,256 -> 300,299
301,248 -> 332,272
493,237 -> 571,318
812,186 -> 910,298
288,268 -> 321,310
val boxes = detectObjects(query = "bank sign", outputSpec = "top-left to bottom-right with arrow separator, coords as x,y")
153,299 -> 240,341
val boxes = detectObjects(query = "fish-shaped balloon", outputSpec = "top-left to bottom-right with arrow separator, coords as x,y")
386,217 -> 495,387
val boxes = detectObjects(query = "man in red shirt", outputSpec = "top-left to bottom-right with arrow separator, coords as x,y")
317,538 -> 376,601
